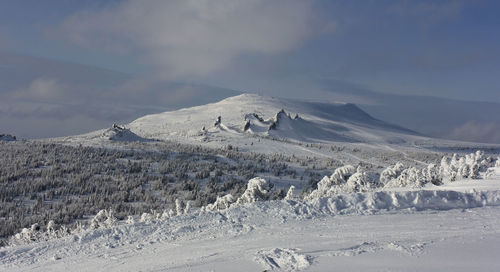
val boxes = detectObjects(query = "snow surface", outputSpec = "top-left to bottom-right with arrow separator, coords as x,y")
2,168 -> 500,271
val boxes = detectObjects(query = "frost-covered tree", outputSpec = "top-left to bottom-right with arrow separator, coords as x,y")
184,201 -> 192,214
90,209 -> 117,229
385,167 -> 423,188
126,216 -> 135,224
140,212 -> 153,223
236,177 -> 271,204
380,162 -> 405,185
285,186 -> 295,200
202,177 -> 274,211
203,194 -> 235,211
439,151 -> 494,182
9,220 -> 69,245
421,163 -> 441,185
345,167 -> 373,192
175,199 -> 184,216
46,220 -> 57,237
306,165 -> 357,199
12,224 -> 41,244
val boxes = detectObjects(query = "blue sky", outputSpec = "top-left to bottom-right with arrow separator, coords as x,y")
1,0 -> 500,139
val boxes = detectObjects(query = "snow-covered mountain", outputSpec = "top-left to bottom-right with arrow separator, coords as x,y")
101,94 -> 419,146
61,93 -> 500,158
317,79 -> 500,144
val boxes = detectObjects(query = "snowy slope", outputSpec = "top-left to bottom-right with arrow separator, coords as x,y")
127,93 -> 419,144
2,167 -> 500,271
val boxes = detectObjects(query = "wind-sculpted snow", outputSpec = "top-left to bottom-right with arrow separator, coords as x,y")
254,248 -> 311,271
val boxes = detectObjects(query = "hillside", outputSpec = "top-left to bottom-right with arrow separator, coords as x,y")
2,163 -> 500,271
64,94 -> 431,155
128,93 -> 419,143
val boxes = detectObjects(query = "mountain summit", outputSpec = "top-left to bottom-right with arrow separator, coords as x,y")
124,94 -> 419,145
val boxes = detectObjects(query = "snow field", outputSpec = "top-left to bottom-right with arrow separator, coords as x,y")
2,190 -> 500,271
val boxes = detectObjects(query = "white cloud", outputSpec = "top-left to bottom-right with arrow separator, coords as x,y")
60,0 -> 321,78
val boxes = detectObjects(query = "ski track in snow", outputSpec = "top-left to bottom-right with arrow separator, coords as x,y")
376,143 -> 429,166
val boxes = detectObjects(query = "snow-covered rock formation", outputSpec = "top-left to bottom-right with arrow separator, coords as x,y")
101,124 -> 151,142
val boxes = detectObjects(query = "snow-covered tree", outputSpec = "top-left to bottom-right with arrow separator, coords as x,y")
421,163 -> 442,185
203,194 -> 235,211
285,186 -> 296,200
345,167 -> 373,192
385,167 -> 424,188
126,216 -> 135,224
184,201 -> 192,214
236,177 -> 271,204
175,199 -> 184,216
307,165 -> 357,199
90,209 -> 116,229
440,151 -> 493,182
12,224 -> 41,244
380,162 -> 405,184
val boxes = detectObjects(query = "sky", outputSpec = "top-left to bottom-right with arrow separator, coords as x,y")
0,0 -> 499,140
